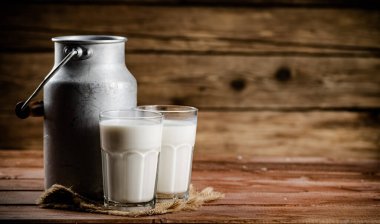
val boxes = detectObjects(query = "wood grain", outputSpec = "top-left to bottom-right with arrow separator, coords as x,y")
196,111 -> 380,159
0,150 -> 379,223
0,167 -> 43,179
2,189 -> 380,206
2,169 -> 380,205
2,205 -> 378,224
2,171 -> 380,192
0,1 -> 379,222
0,179 -> 42,191
133,56 -> 380,109
2,53 -> 380,111
0,206 -> 145,223
1,111 -> 379,158
0,5 -> 379,57
1,3 -> 379,154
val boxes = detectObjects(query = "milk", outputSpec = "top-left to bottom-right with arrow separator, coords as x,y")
100,119 -> 162,203
157,120 -> 197,195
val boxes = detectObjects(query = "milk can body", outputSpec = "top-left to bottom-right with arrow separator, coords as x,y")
43,36 -> 137,200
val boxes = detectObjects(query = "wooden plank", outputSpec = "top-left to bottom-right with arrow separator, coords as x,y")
2,54 -> 380,112
133,56 -> 380,109
144,205 -> 380,223
0,157 -> 42,168
0,151 -> 42,159
0,167 -> 43,179
1,188 -> 379,206
1,158 -> 379,177
0,115 -> 42,151
0,205 -> 379,223
1,157 -> 379,175
0,5 -> 379,56
1,166 -> 379,191
0,206 -> 147,223
0,152 -> 42,169
0,191 -> 41,205
195,172 -> 380,193
0,179 -> 43,191
1,150 -> 379,167
0,151 -> 378,222
1,163 -> 379,202
1,170 -> 379,192
196,111 -> 380,159
193,160 -> 380,173
1,176 -> 380,193
192,178 -> 380,196
1,150 -> 379,165
0,158 -> 379,193
1,111 -> 379,158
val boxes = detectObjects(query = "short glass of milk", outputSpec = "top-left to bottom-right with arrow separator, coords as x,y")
99,110 -> 163,210
137,105 -> 198,200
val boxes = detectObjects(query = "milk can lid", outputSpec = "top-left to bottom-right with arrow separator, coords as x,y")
52,35 -> 127,44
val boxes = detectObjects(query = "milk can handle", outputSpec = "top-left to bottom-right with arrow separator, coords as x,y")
15,47 -> 84,119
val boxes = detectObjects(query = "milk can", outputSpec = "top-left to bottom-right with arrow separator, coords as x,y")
15,35 -> 137,200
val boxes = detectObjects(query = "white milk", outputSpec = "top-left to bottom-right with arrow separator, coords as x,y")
157,120 -> 197,194
100,119 -> 162,203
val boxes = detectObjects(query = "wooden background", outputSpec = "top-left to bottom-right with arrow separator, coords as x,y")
0,1 -> 379,160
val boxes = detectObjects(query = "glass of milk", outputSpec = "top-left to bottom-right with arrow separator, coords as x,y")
137,105 -> 198,200
99,110 -> 163,210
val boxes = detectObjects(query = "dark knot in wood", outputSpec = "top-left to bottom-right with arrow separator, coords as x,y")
275,67 -> 292,82
230,78 -> 246,92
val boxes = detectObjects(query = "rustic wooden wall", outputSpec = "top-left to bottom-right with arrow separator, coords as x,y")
0,1 -> 379,159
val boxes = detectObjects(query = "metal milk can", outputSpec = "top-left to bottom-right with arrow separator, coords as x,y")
15,35 -> 137,200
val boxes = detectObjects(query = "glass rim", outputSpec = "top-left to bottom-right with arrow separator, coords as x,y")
136,105 -> 198,113
99,109 -> 163,120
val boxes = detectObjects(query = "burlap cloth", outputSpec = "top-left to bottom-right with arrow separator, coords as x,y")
37,184 -> 224,217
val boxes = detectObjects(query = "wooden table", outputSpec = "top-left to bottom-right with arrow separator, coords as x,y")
0,150 -> 379,223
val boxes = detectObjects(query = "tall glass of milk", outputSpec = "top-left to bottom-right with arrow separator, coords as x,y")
137,105 -> 198,200
99,110 -> 163,210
